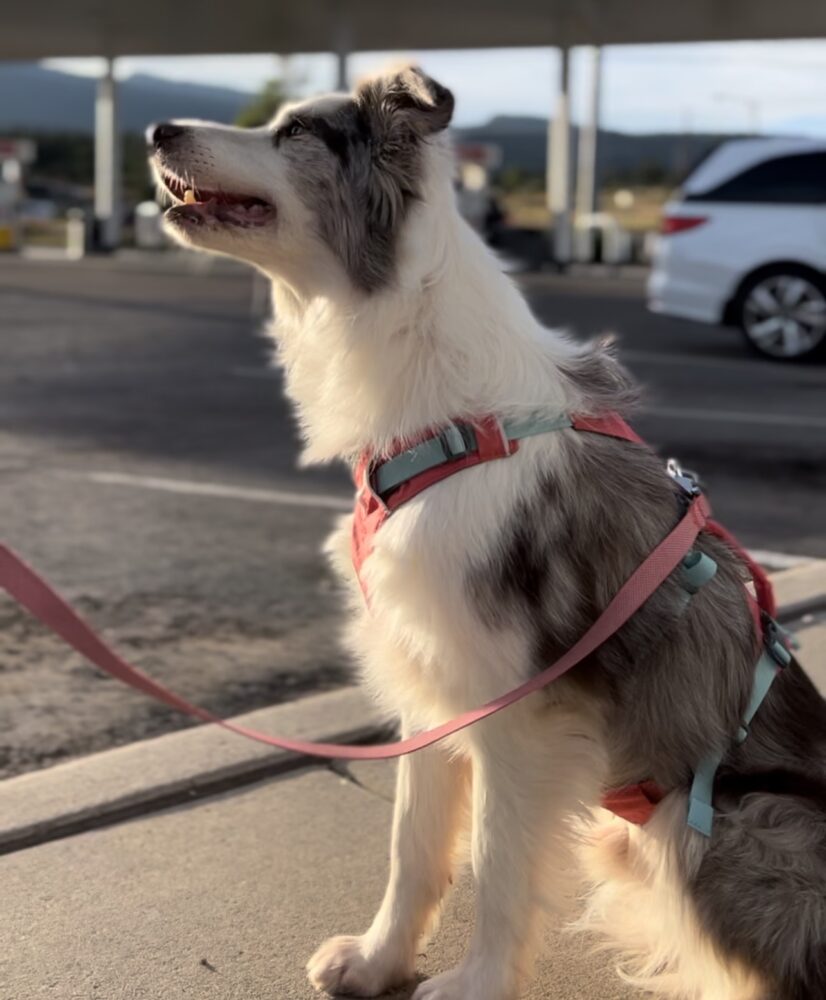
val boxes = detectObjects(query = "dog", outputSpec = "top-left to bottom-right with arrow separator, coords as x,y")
150,66 -> 826,1000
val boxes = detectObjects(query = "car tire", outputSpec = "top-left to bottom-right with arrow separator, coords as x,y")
735,265 -> 826,361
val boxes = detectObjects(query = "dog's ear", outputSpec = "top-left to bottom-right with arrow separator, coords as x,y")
358,66 -> 454,141
339,67 -> 453,291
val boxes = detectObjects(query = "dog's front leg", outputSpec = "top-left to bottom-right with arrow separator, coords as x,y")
307,735 -> 470,996
413,716 -> 583,1000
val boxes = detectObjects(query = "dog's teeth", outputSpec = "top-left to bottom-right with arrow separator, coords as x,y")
184,189 -> 196,204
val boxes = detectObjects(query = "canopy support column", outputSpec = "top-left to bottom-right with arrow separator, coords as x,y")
547,47 -> 573,267
94,59 -> 122,251
336,51 -> 349,90
332,2 -> 351,90
576,46 -> 602,218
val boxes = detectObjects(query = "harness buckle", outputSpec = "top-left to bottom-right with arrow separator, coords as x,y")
667,457 -> 702,498
762,614 -> 793,668
438,423 -> 476,461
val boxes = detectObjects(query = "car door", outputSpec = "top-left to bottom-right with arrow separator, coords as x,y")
684,151 -> 826,290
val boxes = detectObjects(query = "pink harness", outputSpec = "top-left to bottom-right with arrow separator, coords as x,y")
0,412 -> 776,830
351,411 -> 774,824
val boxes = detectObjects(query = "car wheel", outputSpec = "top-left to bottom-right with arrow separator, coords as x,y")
737,268 -> 826,360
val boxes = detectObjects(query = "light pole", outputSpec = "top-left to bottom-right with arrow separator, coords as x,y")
576,46 -> 603,219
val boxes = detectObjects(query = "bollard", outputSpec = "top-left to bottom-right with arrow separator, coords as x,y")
66,208 -> 88,260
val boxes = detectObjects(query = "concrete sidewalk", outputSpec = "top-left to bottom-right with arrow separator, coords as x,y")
2,760 -> 637,1000
2,567 -> 824,1000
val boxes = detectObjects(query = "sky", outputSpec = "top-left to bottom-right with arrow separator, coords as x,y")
45,40 -> 826,136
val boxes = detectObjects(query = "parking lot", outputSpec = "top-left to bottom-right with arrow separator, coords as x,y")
2,253 -> 824,778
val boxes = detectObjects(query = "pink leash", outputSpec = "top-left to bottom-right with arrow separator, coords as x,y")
0,492 -> 709,761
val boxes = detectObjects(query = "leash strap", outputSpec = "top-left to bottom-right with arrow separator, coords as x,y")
0,494 -> 709,762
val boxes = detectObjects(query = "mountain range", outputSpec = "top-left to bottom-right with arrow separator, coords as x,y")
0,63 -> 250,133
0,62 -> 802,183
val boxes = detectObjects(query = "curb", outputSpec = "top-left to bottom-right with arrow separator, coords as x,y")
772,561 -> 826,622
0,687 -> 384,857
2,564 -> 824,858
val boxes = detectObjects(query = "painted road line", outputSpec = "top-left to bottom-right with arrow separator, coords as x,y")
641,405 -> 826,431
623,348 -> 826,383
76,472 -> 352,512
72,471 -> 818,573
232,365 -> 826,429
235,356 -> 826,391
232,366 -> 278,379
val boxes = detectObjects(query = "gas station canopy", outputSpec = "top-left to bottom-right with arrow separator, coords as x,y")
5,0 -> 826,253
4,0 -> 826,59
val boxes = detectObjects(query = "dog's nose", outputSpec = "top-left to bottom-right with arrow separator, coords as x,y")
148,123 -> 185,149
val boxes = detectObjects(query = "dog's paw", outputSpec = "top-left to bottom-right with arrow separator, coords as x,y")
412,965 -> 513,1000
411,968 -> 461,1000
307,935 -> 412,997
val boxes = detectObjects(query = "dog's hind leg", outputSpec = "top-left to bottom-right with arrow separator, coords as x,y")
307,732 -> 470,997
577,796 -> 769,1000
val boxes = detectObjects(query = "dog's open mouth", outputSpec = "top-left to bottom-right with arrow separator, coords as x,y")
160,170 -> 275,229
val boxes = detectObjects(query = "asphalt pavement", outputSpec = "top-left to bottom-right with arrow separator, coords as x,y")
1,252 -> 824,777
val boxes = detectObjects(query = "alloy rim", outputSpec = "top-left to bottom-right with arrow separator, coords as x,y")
743,275 -> 826,358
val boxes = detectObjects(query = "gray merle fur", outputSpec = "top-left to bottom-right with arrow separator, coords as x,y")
468,341 -> 826,998
282,67 -> 454,293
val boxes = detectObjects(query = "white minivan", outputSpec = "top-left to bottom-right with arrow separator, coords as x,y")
647,137 -> 826,360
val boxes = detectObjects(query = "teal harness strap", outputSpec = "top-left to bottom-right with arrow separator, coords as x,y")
686,749 -> 725,840
680,550 -> 718,594
671,547 -> 720,835
676,550 -> 718,614
502,413 -> 574,440
374,427 -> 474,495
687,624 -> 791,837
373,413 -> 572,497
737,636 -> 790,741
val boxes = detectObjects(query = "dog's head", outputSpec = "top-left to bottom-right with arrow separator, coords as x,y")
148,66 -> 454,293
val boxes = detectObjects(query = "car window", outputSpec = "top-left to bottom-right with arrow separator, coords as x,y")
686,152 -> 826,205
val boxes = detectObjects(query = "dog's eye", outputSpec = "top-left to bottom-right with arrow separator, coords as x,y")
284,120 -> 306,139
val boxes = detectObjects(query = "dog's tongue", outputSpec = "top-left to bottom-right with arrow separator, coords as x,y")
214,199 -> 271,222
175,194 -> 273,227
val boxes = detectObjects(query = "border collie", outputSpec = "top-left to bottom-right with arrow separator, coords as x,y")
150,66 -> 826,1000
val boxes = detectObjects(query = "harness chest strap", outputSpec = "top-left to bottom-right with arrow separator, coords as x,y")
352,413 -> 642,584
